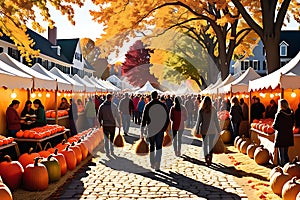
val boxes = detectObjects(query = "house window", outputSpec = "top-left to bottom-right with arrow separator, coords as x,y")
253,60 -> 260,70
75,52 -> 82,62
280,45 -> 287,56
244,60 -> 249,70
263,61 -> 266,70
0,47 -> 3,53
8,47 -> 20,61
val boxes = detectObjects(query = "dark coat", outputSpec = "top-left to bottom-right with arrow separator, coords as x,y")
98,101 -> 120,127
251,102 -> 265,121
273,109 -> 294,147
170,106 -> 187,131
295,106 -> 300,127
195,107 -> 221,135
6,107 -> 21,131
230,104 -> 243,123
265,104 -> 278,119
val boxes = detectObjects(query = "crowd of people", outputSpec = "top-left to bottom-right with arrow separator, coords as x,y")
5,90 -> 300,168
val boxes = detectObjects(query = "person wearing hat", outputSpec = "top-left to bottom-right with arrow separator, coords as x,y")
6,100 -> 23,137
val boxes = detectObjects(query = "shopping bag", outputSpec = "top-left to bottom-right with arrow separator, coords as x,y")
163,132 -> 172,147
113,128 -> 124,147
135,138 -> 149,156
192,127 -> 202,139
213,136 -> 225,154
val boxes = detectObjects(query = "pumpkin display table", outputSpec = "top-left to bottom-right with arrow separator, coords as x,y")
14,129 -> 69,154
0,142 -> 20,159
47,116 -> 70,129
250,128 -> 300,165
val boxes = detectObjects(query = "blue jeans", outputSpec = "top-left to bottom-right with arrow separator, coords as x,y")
103,126 -> 116,154
278,147 -> 289,166
87,118 -> 94,128
231,121 -> 240,140
122,114 -> 131,134
187,113 -> 193,127
149,131 -> 164,167
202,134 -> 215,159
7,129 -> 18,138
173,130 -> 183,153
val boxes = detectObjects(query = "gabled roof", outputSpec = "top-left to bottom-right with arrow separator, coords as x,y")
280,31 -> 300,58
57,38 -> 79,63
0,29 -> 71,64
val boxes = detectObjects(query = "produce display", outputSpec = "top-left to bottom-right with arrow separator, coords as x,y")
0,177 -> 13,200
0,136 -> 14,147
217,110 -> 230,120
250,118 -> 275,134
46,110 -> 68,118
15,124 -> 65,139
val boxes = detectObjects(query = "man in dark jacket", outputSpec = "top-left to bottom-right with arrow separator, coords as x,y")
251,97 -> 265,122
119,93 -> 134,136
68,98 -> 78,136
140,91 -> 169,171
98,94 -> 121,158
184,96 -> 194,128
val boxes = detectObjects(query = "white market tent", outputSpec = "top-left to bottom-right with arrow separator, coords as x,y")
50,67 -> 84,92
0,60 -> 33,89
210,74 -> 236,95
200,83 -> 214,95
249,51 -> 300,91
73,74 -> 96,93
135,81 -> 162,94
90,76 -> 112,92
32,63 -> 72,91
97,78 -> 121,91
220,67 -> 261,94
83,76 -> 105,91
0,53 -> 56,90
107,75 -> 122,88
205,78 -> 223,95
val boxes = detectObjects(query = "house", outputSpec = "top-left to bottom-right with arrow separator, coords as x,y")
0,27 -> 72,74
230,30 -> 300,75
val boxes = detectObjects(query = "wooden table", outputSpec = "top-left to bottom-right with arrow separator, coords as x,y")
14,129 -> 69,153
0,142 -> 20,158
250,128 -> 300,165
47,116 -> 70,128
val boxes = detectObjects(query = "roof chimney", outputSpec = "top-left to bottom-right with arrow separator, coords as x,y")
48,26 -> 57,45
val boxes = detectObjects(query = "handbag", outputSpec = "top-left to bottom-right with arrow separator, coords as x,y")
213,136 -> 225,154
113,127 -> 124,147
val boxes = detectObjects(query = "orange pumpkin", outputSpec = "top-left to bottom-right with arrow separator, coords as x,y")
283,157 -> 300,178
23,157 -> 48,191
18,148 -> 40,168
52,149 -> 67,176
240,139 -> 251,154
39,142 -> 52,158
0,177 -> 13,200
69,142 -> 82,165
282,177 -> 300,200
61,145 -> 77,170
0,155 -> 24,190
56,140 -> 69,152
16,130 -> 24,138
254,146 -> 270,165
247,143 -> 259,159
50,111 -> 56,118
270,167 -> 291,196
78,140 -> 89,160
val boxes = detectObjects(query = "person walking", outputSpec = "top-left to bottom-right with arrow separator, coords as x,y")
137,97 -> 145,125
69,98 -> 78,136
98,94 -> 121,158
230,97 -> 243,140
273,99 -> 294,166
184,96 -> 194,128
119,93 -> 134,136
170,96 -> 187,157
133,95 -> 140,124
140,91 -> 169,171
84,97 -> 96,128
251,97 -> 265,122
195,96 -> 221,166
239,98 -> 249,121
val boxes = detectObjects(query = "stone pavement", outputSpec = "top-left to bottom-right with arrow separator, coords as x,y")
50,124 -> 248,200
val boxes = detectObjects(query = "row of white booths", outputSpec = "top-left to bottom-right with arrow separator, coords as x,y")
0,52 -> 120,134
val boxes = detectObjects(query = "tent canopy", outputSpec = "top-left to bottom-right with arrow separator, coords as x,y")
211,74 -> 236,94
205,78 -> 222,95
72,74 -> 96,93
50,67 -> 84,92
96,78 -> 121,91
31,63 -> 72,91
83,76 -> 105,91
135,81 -> 161,94
200,83 -> 214,95
249,51 -> 300,91
0,60 -> 33,89
0,53 -> 56,90
221,67 -> 261,93
90,76 -> 111,91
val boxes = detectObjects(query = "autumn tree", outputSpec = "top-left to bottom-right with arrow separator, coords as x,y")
91,0 -> 258,82
122,40 -> 158,87
0,0 -> 83,61
231,0 -> 300,74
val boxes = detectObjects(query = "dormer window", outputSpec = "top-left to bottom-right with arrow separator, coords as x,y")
280,41 -> 289,56
51,45 -> 61,56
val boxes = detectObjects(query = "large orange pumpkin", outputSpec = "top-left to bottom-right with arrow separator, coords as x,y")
254,146 -> 270,165
69,142 -> 82,165
78,140 -> 89,160
61,145 -> 77,170
283,157 -> 300,178
247,143 -> 259,159
282,177 -> 300,200
220,130 -> 231,144
0,177 -> 12,200
56,140 -> 69,152
270,167 -> 292,196
22,157 -> 48,191
38,142 -> 52,158
52,149 -> 67,176
0,155 -> 24,190
240,139 -> 251,154
18,148 -> 40,168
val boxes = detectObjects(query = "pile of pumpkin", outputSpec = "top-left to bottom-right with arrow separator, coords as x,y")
269,157 -> 300,199
15,124 -> 65,139
251,118 -> 275,135
0,136 -> 14,147
0,128 -> 102,196
46,110 -> 68,118
234,136 -> 271,165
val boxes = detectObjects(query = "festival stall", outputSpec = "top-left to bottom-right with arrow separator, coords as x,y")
135,81 -> 162,94
83,75 -> 106,92
248,51 -> 300,165
203,79 -> 222,95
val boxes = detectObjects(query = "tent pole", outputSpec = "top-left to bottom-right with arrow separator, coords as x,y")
55,82 -> 58,124
249,91 -> 252,123
281,88 -> 284,99
27,89 -> 30,100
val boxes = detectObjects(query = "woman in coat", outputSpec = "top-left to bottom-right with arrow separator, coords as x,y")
6,100 -> 22,137
273,99 -> 294,166
230,97 -> 243,140
195,96 -> 221,166
32,99 -> 47,128
170,96 -> 187,157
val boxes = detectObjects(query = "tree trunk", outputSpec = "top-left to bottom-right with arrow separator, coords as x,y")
192,76 -> 207,90
262,36 -> 280,74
